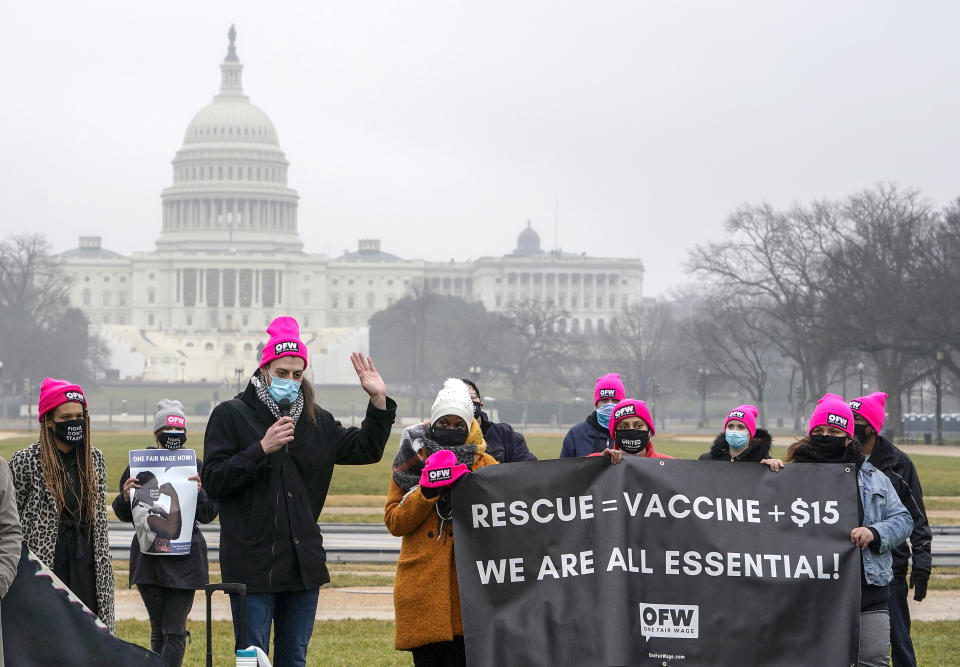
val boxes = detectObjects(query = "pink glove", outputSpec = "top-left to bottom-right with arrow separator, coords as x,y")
420,450 -> 470,489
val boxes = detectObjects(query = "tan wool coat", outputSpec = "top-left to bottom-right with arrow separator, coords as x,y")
385,421 -> 496,651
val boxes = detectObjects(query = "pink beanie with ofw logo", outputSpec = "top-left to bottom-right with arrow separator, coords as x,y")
850,392 -> 888,434
260,316 -> 308,369
594,373 -> 625,406
724,405 -> 759,439
38,377 -> 86,422
608,399 -> 656,438
808,393 -> 854,437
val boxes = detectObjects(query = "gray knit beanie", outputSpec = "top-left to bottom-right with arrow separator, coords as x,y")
153,399 -> 187,433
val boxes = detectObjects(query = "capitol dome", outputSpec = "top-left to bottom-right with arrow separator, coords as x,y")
182,100 -> 280,147
157,26 -> 301,253
513,221 -> 542,256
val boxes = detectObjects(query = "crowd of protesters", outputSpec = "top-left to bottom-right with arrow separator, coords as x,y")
0,314 -> 936,666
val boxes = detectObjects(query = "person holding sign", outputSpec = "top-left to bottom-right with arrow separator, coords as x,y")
9,378 -> 115,632
593,398 -> 673,463
386,378 -> 498,665
850,392 -> 931,667
699,404 -> 773,462
559,373 -> 624,457
781,394 -> 913,667
113,399 -> 217,667
203,316 -> 396,667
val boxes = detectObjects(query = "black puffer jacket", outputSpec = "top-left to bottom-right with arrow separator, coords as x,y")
866,435 -> 932,578
202,381 -> 396,593
698,428 -> 772,462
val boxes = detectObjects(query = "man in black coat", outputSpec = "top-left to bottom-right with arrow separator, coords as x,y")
851,393 -> 931,667
461,379 -> 536,463
203,317 -> 396,666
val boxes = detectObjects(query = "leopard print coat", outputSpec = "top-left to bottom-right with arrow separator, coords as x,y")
9,441 -> 115,632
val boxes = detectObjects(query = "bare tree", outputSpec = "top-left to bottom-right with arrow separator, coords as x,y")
0,234 -> 102,398
819,184 -> 941,434
498,300 -> 575,405
601,302 -> 678,397
687,201 -> 842,412
681,295 -> 781,424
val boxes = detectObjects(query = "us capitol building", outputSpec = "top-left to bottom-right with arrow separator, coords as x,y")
60,28 -> 644,384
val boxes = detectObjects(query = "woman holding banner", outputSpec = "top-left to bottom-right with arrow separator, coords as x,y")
9,378 -> 115,632
594,398 -> 673,463
386,379 -> 498,665
113,399 -> 218,667
698,404 -> 773,462
777,394 -> 913,667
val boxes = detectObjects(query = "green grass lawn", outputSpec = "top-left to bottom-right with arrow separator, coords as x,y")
3,431 -> 960,497
116,619 -> 408,667
113,618 -> 960,666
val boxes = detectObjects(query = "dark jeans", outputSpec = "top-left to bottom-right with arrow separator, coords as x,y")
411,636 -> 466,667
137,584 -> 195,667
230,588 -> 320,667
889,578 -> 917,667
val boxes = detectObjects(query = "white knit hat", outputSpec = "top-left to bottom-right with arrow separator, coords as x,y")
430,378 -> 474,428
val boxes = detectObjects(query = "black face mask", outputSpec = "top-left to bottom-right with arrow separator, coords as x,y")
472,402 -> 482,419
54,418 -> 85,446
158,431 -> 187,450
809,434 -> 848,458
853,423 -> 871,442
430,426 -> 468,448
615,429 -> 649,454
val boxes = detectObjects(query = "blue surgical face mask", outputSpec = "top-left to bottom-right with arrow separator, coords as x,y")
725,429 -> 750,450
268,376 -> 301,404
596,403 -> 615,429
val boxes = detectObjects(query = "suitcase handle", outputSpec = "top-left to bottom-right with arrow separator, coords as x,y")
205,583 -> 247,667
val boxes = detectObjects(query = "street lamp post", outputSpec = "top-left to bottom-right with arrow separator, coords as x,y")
235,367 -> 244,394
698,368 -> 707,430
936,350 -> 944,446
857,361 -> 865,395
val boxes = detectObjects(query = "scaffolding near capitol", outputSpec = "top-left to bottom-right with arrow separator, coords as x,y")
59,27 -> 644,384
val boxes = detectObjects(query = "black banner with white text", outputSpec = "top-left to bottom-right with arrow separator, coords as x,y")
452,458 -> 860,666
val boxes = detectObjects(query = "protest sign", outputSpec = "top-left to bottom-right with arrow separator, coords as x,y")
453,458 -> 860,666
128,449 -> 199,555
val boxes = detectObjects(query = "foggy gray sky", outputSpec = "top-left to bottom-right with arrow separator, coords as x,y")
2,1 -> 959,296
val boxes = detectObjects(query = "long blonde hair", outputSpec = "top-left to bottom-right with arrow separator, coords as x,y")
39,407 -> 97,521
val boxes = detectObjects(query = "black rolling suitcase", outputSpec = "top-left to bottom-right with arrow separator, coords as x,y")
204,582 -> 247,667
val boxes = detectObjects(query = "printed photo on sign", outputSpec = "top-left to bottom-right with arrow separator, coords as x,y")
128,449 -> 199,555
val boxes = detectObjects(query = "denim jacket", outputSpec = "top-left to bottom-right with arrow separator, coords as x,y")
858,461 -> 913,586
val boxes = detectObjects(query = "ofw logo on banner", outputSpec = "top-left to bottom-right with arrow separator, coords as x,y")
639,603 -> 699,640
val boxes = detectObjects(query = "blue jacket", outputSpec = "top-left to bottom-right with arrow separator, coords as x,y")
479,412 -> 537,463
560,413 -> 610,458
858,461 -> 913,587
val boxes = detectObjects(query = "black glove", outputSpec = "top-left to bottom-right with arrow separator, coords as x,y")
420,485 -> 443,499
909,568 -> 930,602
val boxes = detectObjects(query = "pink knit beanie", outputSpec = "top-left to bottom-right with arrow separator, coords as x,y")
594,373 -> 626,406
608,399 -> 656,438
260,316 -> 308,369
808,393 -> 854,437
38,378 -> 86,422
724,405 -> 759,439
850,392 -> 887,434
